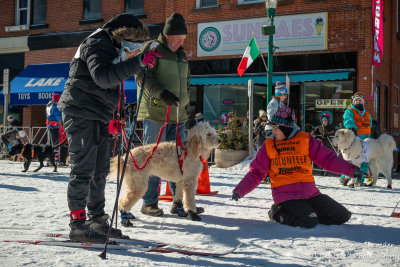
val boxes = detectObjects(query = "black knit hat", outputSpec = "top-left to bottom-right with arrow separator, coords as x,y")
163,13 -> 188,35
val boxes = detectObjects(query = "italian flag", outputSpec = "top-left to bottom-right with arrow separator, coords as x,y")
237,37 -> 260,77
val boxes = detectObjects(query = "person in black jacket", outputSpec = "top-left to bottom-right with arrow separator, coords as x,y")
1,115 -> 23,155
253,110 -> 267,151
58,13 -> 160,243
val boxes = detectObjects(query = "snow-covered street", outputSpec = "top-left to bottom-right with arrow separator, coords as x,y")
1,159 -> 400,266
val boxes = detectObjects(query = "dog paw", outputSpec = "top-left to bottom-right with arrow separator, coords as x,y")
177,208 -> 188,217
188,211 -> 201,221
21,170 -> 27,172
53,170 -> 57,172
196,207 -> 205,214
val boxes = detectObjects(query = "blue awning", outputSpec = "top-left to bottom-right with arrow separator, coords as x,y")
1,62 -> 137,106
190,71 -> 350,85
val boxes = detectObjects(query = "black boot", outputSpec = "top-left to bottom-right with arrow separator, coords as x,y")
69,219 -> 107,243
141,202 -> 164,216
87,213 -> 125,238
268,204 -> 282,221
170,201 -> 204,215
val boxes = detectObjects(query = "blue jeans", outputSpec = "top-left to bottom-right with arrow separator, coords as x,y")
142,120 -> 186,205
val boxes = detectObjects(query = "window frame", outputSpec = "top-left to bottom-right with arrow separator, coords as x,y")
16,0 -> 30,26
196,0 -> 218,8
237,0 -> 263,4
31,0 -> 47,26
375,80 -> 381,124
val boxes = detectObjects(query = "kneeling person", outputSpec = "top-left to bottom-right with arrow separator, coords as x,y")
232,106 -> 366,228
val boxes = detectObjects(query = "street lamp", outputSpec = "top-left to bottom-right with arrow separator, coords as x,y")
261,0 -> 277,104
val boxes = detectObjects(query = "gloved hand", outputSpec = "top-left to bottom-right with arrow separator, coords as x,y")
160,90 -> 179,106
352,167 -> 368,180
350,128 -> 357,135
232,191 -> 240,201
141,51 -> 162,68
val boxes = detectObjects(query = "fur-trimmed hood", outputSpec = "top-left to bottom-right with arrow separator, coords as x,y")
102,13 -> 148,44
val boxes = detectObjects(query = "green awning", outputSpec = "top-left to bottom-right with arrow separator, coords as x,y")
190,71 -> 350,85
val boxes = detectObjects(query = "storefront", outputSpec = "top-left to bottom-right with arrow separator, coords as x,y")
193,12 -> 357,132
1,62 -> 138,106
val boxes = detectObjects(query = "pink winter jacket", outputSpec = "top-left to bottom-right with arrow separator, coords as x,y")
234,133 -> 358,204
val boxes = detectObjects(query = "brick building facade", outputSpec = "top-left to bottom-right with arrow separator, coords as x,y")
0,0 -> 399,165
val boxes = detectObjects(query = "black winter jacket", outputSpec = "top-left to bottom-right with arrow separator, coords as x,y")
58,21 -> 144,123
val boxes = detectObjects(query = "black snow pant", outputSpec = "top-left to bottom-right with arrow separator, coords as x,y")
270,194 -> 351,228
62,113 -> 110,217
47,127 -> 60,147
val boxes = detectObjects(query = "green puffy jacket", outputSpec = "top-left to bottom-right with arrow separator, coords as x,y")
135,34 -> 190,123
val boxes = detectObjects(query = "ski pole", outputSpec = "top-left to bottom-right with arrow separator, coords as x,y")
100,67 -> 148,259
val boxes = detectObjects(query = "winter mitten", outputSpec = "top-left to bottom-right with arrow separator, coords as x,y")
352,167 -> 368,181
232,191 -> 240,201
160,90 -> 179,106
140,51 -> 162,68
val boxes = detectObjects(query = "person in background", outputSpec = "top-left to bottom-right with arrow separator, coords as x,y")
195,112 -> 204,124
341,92 -> 372,186
1,115 -> 22,155
58,13 -> 159,243
134,13 -> 190,218
311,114 -> 336,151
227,111 -> 241,129
232,106 -> 366,228
46,94 -> 62,161
265,81 -> 288,135
253,110 -> 267,151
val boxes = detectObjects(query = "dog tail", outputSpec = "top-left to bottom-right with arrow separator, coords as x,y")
378,134 -> 396,152
108,156 -> 125,181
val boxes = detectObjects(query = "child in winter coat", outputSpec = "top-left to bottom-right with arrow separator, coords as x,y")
265,81 -> 288,134
232,106 -> 366,228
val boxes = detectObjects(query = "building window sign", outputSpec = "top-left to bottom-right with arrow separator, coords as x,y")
24,77 -> 64,87
219,112 -> 230,124
197,12 -> 328,57
315,99 -> 350,109
372,0 -> 383,66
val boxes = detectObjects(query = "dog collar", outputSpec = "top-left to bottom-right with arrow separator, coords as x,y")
342,135 -> 357,153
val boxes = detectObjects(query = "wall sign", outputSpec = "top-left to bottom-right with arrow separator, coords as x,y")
197,12 -> 328,57
315,99 -> 350,109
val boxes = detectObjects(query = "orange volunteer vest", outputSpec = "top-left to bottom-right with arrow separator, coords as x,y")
265,131 -> 314,189
349,107 -> 371,136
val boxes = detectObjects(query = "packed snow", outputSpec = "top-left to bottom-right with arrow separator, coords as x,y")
1,158 -> 400,266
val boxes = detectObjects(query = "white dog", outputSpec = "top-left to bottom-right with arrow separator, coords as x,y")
109,122 -> 220,223
332,129 -> 396,188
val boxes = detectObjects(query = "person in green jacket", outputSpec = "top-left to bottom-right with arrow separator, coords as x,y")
134,13 -> 190,218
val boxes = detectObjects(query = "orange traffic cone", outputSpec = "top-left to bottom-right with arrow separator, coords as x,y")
166,181 -> 172,196
159,180 -> 173,202
196,157 -> 218,196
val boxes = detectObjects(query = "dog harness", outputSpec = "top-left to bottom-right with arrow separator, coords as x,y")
21,143 -> 34,158
175,104 -> 187,174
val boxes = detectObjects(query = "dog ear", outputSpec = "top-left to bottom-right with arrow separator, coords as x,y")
189,134 -> 202,158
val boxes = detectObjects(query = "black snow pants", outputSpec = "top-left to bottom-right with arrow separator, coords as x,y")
270,194 -> 351,228
62,113 -> 110,216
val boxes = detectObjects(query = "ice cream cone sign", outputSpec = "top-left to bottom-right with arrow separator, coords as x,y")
315,17 -> 324,35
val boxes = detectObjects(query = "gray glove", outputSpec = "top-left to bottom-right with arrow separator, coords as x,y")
232,191 -> 240,201
353,167 -> 368,180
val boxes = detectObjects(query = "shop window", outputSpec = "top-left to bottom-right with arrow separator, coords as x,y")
203,84 -> 267,127
83,0 -> 102,21
303,81 -> 353,133
375,81 -> 381,123
14,0 -> 46,27
384,85 -> 388,131
197,0 -> 218,8
125,0 -> 144,15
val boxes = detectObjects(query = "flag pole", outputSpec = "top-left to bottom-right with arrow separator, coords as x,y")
252,32 -> 268,73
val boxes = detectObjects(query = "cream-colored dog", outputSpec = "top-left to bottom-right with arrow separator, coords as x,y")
332,129 -> 396,188
109,122 -> 220,222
